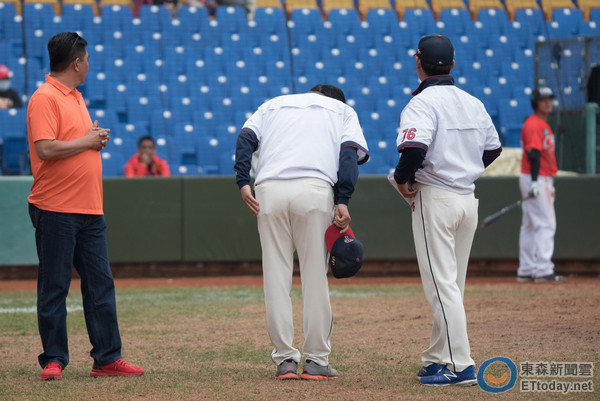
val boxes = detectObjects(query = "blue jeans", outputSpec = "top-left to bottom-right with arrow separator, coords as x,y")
29,204 -> 122,369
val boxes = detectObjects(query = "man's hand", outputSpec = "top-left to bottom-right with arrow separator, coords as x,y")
138,152 -> 153,165
334,204 -> 351,233
240,185 -> 260,216
528,181 -> 539,198
397,182 -> 418,198
86,120 -> 110,151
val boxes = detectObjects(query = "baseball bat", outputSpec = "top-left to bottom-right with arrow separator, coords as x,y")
480,197 -> 532,228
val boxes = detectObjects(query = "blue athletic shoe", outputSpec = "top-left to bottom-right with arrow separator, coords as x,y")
417,363 -> 443,378
420,366 -> 478,386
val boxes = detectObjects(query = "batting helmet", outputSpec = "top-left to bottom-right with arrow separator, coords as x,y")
530,86 -> 555,110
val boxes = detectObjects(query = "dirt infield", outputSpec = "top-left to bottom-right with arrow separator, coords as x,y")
1,275 -> 598,400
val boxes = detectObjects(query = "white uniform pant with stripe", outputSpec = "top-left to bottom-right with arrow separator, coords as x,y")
518,174 -> 556,278
412,185 -> 477,372
255,178 -> 334,366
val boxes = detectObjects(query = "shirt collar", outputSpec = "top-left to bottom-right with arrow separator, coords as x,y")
412,75 -> 455,96
45,75 -> 80,97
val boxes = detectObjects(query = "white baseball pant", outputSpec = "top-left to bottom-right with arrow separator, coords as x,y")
255,177 -> 334,367
518,174 -> 556,278
412,185 -> 478,372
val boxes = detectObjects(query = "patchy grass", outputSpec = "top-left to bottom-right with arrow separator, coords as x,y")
0,281 -> 598,400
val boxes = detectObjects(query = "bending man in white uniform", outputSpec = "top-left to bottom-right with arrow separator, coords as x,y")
393,35 -> 502,386
234,84 -> 369,380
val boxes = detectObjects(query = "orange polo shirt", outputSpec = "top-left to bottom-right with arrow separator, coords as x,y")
27,75 -> 103,214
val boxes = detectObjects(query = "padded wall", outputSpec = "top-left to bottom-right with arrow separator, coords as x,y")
1,175 -> 599,266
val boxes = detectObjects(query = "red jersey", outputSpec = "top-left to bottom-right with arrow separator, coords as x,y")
520,114 -> 558,177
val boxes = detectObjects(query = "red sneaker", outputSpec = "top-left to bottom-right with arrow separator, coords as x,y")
90,358 -> 144,377
40,362 -> 63,381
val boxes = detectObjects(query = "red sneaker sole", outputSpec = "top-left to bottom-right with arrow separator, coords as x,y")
40,375 -> 62,381
275,372 -> 298,380
90,370 -> 144,378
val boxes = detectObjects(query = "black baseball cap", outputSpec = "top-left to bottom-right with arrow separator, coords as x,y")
325,224 -> 364,279
414,34 -> 454,66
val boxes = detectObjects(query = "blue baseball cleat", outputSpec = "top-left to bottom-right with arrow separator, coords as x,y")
420,366 -> 478,386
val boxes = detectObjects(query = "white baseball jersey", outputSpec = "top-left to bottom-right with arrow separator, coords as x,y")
243,92 -> 369,186
396,85 -> 501,194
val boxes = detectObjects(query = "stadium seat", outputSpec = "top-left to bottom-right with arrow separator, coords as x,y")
216,5 -> 249,33
358,0 -> 393,21
63,0 -> 99,16
253,7 -> 286,34
328,8 -> 362,36
138,4 -> 172,32
540,0 -> 575,21
101,150 -> 124,177
579,0 -> 600,21
476,8 -> 511,37
23,0 -> 60,15
285,0 -> 320,17
497,98 -> 529,147
366,8 -> 400,36
504,0 -> 541,21
439,7 -> 472,37
551,8 -> 585,36
402,8 -> 436,38
393,0 -> 429,20
255,0 -> 283,9
468,0 -> 504,20
1,136 -> 29,175
321,0 -> 355,19
1,0 -> 21,15
430,0 -> 467,21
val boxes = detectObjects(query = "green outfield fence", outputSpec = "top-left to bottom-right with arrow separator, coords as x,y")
1,175 -> 599,273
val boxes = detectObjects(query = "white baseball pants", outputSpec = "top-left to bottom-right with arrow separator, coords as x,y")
412,185 -> 478,372
518,174 -> 556,278
255,178 -> 334,367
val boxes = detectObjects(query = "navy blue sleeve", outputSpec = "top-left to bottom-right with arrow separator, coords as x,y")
527,148 -> 541,181
393,147 -> 426,184
482,146 -> 503,168
234,128 -> 259,189
336,145 -> 359,205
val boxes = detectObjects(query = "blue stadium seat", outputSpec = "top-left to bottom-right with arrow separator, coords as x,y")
254,7 -> 286,34
366,8 -> 400,37
476,8 -> 511,37
514,8 -> 546,38
138,5 -> 172,32
1,136 -> 29,175
196,136 -> 221,175
101,150 -> 125,177
62,4 -> 96,39
402,8 -> 436,38
328,8 -> 361,37
215,6 -> 248,33
0,108 -> 26,139
552,8 -> 585,37
497,98 -> 529,147
439,8 -> 472,38
289,8 -> 324,35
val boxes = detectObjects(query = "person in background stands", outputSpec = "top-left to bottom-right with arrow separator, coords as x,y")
124,136 -> 171,177
0,64 -> 23,108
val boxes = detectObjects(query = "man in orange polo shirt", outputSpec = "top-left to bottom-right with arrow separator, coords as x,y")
27,32 -> 144,381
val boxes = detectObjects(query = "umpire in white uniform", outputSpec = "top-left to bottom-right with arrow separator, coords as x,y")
393,35 -> 502,386
234,84 -> 369,380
